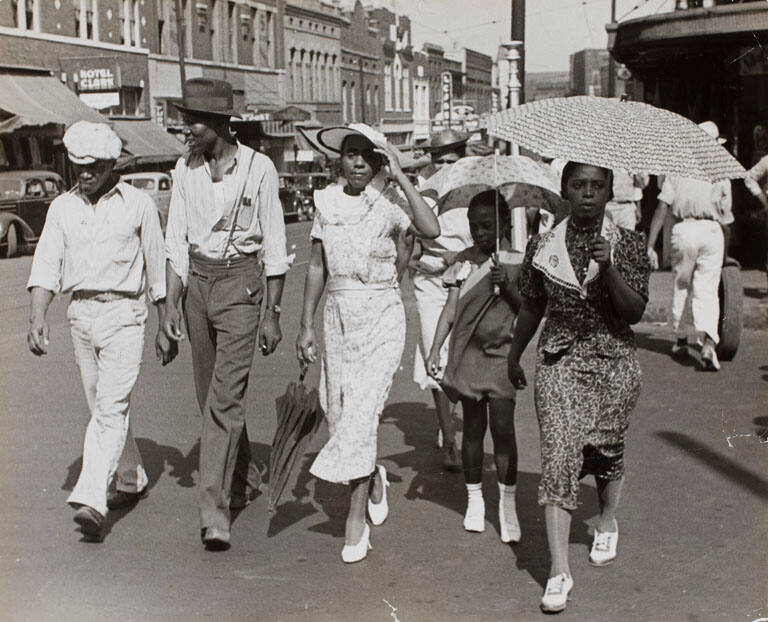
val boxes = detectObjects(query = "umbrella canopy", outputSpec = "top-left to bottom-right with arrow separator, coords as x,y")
483,96 -> 746,183
268,377 -> 323,512
419,154 -> 566,215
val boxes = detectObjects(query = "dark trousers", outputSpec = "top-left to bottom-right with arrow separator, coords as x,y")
184,253 -> 264,533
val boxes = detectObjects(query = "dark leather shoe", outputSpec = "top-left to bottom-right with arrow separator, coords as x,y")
74,505 -> 104,540
107,489 -> 147,510
201,526 -> 231,551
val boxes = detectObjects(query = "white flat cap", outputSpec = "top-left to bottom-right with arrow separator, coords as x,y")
63,121 -> 122,164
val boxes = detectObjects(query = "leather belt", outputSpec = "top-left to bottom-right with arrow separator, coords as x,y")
72,290 -> 140,303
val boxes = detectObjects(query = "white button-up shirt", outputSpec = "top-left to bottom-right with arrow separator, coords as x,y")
658,176 -> 733,226
27,182 -> 166,301
165,142 -> 290,285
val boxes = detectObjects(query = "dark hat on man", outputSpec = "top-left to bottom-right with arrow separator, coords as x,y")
174,78 -> 241,118
423,128 -> 470,153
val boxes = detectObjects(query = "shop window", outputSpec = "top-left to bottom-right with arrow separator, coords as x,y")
104,87 -> 142,117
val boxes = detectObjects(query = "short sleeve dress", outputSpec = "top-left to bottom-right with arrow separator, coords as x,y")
519,217 -> 650,510
309,180 -> 412,484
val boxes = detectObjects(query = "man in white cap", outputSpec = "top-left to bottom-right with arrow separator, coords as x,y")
160,78 -> 290,550
646,120 -> 732,371
27,121 -> 167,540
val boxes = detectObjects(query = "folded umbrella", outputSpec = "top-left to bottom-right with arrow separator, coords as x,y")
419,154 -> 566,215
483,96 -> 746,183
268,373 -> 323,512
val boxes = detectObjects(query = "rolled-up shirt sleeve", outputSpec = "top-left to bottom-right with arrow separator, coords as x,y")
138,193 -> 167,302
26,200 -> 64,293
165,164 -> 190,285
257,160 -> 290,277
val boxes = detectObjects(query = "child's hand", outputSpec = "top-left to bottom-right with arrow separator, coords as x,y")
426,351 -> 443,380
490,263 -> 509,287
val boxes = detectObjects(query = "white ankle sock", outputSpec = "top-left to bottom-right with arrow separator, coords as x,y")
498,482 -> 521,543
464,483 -> 485,532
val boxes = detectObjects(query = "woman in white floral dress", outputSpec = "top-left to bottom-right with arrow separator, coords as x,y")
296,124 -> 440,563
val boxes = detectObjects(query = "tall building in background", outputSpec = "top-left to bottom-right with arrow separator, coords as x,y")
339,0 -> 380,126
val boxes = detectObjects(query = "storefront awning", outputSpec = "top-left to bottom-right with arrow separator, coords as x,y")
0,72 -> 106,133
112,119 -> 184,167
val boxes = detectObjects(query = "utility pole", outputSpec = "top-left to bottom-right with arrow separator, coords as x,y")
173,0 -> 187,99
608,0 -> 617,97
511,0 -> 525,103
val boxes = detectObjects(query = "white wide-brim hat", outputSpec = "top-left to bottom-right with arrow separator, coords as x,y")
63,121 -> 122,164
317,123 -> 387,153
698,120 -> 726,145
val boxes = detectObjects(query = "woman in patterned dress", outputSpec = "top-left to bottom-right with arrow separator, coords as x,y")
296,124 -> 439,563
507,162 -> 650,613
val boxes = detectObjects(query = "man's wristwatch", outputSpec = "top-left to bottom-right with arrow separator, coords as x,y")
268,304 -> 281,314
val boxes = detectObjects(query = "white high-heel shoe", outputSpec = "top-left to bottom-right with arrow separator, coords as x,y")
367,465 -> 390,526
341,523 -> 372,563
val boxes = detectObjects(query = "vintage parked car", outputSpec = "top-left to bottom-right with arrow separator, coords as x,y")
0,170 -> 64,258
278,172 -> 330,221
120,172 -> 173,231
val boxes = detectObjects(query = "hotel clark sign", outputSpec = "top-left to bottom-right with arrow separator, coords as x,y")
69,58 -> 122,92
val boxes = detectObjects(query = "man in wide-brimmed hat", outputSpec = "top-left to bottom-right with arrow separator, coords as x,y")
408,127 -> 475,470
27,121 -> 166,541
646,120 -> 732,371
160,78 -> 290,550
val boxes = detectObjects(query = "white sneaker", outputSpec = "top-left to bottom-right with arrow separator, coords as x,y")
589,528 -> 619,566
540,573 -> 573,613
499,500 -> 521,544
463,495 -> 485,533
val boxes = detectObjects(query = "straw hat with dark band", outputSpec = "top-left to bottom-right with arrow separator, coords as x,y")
317,123 -> 387,153
174,78 -> 242,118
423,128 -> 470,153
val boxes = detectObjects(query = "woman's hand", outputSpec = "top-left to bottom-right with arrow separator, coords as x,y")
490,262 -> 509,288
374,143 -> 405,180
590,235 -> 612,270
296,325 -> 317,366
426,349 -> 443,380
647,247 -> 659,270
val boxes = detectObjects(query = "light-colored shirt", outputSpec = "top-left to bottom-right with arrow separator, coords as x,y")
611,170 -> 648,203
165,142 -> 290,285
27,182 -> 166,301
658,175 -> 733,225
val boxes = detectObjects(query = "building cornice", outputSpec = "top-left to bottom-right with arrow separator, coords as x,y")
148,53 -> 284,75
0,26 -> 149,55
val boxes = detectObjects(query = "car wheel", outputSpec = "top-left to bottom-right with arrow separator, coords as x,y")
4,224 -> 18,258
716,258 -> 743,361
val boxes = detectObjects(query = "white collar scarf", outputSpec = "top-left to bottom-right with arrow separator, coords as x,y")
532,216 -> 620,299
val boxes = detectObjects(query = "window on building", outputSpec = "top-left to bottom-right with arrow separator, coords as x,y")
394,57 -> 402,111
15,0 -> 38,31
121,0 -> 139,46
350,81 -> 356,122
341,81 -> 348,123
158,18 -> 166,54
257,9 -> 273,67
104,87 -> 142,117
307,51 -> 314,100
402,67 -> 410,111
373,84 -> 379,121
384,63 -> 392,111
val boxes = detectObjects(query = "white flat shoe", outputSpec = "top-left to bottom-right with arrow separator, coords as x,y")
367,465 -> 390,526
540,573 -> 573,613
589,527 -> 619,566
463,495 -> 485,533
341,523 -> 371,563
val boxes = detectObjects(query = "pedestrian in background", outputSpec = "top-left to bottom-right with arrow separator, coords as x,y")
645,121 -> 731,371
507,162 -> 649,614
744,150 -> 768,294
427,190 -> 522,543
297,123 -> 439,563
604,169 -> 649,231
160,78 -> 290,550
27,121 -> 166,541
411,128 -> 474,469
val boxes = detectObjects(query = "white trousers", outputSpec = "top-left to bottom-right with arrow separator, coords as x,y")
412,273 -> 449,391
669,220 -> 724,344
66,298 -> 149,516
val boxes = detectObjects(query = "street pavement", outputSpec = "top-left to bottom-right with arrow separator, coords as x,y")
0,221 -> 766,622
